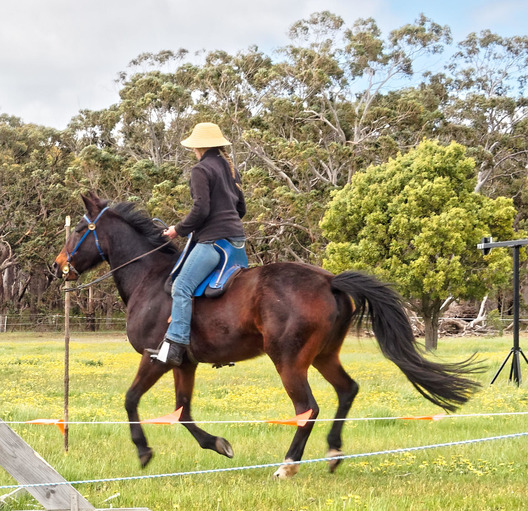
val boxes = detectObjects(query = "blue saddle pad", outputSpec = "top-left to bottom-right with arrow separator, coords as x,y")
170,237 -> 248,298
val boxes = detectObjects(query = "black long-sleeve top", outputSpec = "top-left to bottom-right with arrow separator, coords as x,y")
175,148 -> 246,242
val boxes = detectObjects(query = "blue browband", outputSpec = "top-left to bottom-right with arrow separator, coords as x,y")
67,207 -> 109,264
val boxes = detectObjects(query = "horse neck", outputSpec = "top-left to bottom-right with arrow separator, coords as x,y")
103,222 -> 174,304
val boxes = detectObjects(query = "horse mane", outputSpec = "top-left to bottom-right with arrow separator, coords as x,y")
111,202 -> 178,255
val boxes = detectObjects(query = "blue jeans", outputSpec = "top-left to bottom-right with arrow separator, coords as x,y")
165,242 -> 221,345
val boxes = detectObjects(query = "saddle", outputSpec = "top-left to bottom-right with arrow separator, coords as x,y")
165,235 -> 248,298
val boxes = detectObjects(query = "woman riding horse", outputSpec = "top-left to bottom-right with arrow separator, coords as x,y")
149,122 -> 246,367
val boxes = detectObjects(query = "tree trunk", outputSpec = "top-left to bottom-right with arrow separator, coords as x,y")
105,294 -> 114,329
468,295 -> 488,329
5,266 -> 16,305
423,310 -> 440,351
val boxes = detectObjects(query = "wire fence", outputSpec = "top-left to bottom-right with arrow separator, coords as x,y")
0,313 -> 526,334
1,430 -> 527,490
0,314 -> 126,333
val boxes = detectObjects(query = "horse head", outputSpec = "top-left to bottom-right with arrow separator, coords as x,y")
54,191 -> 111,280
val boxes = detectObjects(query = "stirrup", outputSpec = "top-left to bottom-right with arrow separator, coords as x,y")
145,340 -> 164,359
154,341 -> 172,363
147,340 -> 185,366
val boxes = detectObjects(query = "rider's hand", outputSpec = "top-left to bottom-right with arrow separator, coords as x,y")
163,226 -> 177,239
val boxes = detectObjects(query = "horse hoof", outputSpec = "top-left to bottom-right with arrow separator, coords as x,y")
273,459 -> 299,479
215,437 -> 234,458
139,448 -> 153,468
327,449 -> 343,473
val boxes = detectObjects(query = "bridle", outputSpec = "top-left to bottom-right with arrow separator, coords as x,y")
62,210 -> 172,292
63,207 -> 109,277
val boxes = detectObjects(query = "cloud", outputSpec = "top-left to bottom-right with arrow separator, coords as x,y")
0,0 -> 418,129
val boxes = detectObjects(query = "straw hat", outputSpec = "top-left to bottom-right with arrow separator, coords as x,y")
181,122 -> 231,148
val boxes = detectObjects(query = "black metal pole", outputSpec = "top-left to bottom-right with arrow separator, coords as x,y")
512,246 -> 521,384
490,245 -> 522,385
513,245 -> 520,351
483,239 -> 528,386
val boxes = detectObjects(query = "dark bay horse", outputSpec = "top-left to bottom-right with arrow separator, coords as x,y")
54,192 -> 480,478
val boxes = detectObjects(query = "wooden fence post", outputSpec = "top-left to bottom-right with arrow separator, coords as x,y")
64,215 -> 71,452
0,420 -> 152,511
0,419 -> 94,510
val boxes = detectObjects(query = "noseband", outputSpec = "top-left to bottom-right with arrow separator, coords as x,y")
63,207 -> 109,276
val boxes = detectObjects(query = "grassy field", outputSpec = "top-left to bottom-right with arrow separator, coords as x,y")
0,331 -> 527,510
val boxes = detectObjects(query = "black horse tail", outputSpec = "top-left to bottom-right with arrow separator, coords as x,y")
331,271 -> 482,412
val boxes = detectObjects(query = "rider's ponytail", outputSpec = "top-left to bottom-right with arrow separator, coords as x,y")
219,147 -> 242,191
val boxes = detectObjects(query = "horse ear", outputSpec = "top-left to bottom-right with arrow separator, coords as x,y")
81,192 -> 109,217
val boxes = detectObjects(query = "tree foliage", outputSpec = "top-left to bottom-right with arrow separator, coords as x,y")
321,139 -> 517,349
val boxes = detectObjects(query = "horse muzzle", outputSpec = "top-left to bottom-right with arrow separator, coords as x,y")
53,255 -> 80,281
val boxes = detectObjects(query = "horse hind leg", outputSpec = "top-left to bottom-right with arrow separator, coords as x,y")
312,353 -> 358,473
272,364 -> 319,479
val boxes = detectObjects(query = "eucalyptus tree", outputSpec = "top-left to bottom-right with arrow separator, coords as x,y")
65,106 -> 121,152
439,31 -> 528,198
116,50 -> 196,168
0,114 -> 73,312
247,11 -> 452,191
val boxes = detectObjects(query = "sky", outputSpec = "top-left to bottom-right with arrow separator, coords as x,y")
1,0 -> 526,130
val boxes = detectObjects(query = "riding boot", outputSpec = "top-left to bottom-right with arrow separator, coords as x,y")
147,340 -> 186,366
165,341 -> 186,366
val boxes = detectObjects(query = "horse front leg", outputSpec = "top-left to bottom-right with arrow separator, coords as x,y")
173,363 -> 234,458
125,354 -> 170,467
272,364 -> 319,479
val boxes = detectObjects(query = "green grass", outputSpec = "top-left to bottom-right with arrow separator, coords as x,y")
0,331 -> 527,510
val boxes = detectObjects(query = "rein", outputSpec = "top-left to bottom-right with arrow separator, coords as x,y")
64,240 -> 172,293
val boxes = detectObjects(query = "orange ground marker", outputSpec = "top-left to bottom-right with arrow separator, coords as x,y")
141,407 -> 183,425
25,419 -> 65,435
267,409 -> 313,427
401,414 -> 445,421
